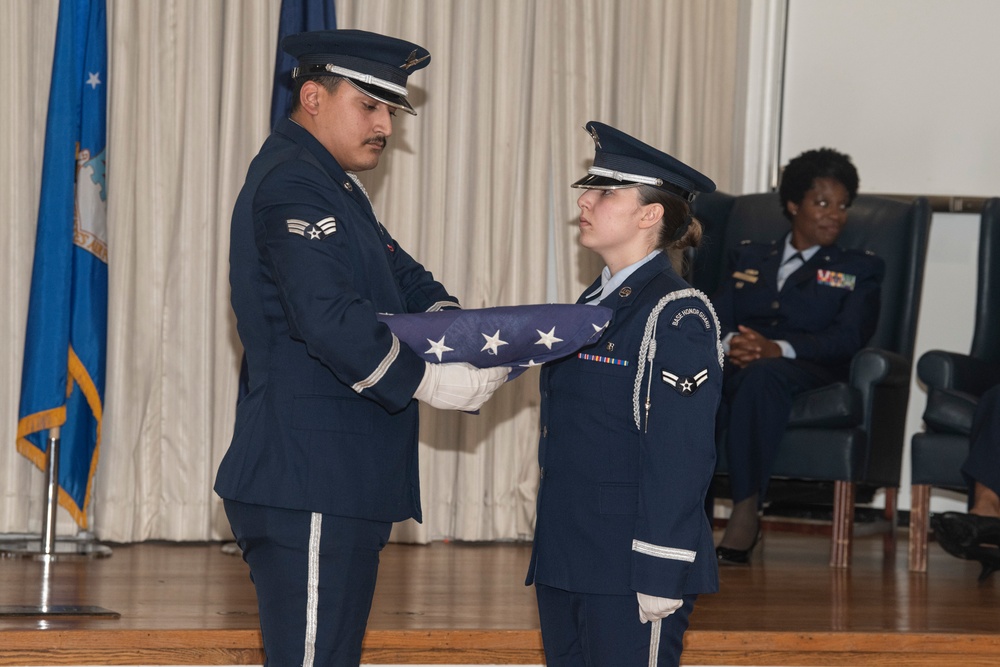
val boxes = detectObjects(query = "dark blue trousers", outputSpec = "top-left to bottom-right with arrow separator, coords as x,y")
719,357 -> 840,502
962,384 -> 1000,504
535,584 -> 696,666
223,499 -> 391,667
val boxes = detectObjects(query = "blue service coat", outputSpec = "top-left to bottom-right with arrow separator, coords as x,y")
527,253 -> 722,598
215,118 -> 458,523
712,239 -> 885,367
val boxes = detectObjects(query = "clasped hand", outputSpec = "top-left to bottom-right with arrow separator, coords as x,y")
413,362 -> 509,412
727,325 -> 781,368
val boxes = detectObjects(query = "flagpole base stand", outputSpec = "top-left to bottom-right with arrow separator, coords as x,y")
0,604 -> 120,618
0,537 -> 112,562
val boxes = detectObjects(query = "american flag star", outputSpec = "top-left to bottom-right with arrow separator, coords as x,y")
425,336 -> 454,362
481,330 -> 508,355
534,327 -> 563,350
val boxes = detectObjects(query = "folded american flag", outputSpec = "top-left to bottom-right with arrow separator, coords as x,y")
378,304 -> 612,379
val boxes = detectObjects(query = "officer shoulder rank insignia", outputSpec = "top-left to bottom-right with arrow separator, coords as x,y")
816,269 -> 856,291
731,270 -> 758,283
286,217 -> 337,240
661,368 -> 708,396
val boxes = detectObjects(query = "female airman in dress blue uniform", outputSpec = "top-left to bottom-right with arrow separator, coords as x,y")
712,148 -> 885,564
526,122 -> 723,666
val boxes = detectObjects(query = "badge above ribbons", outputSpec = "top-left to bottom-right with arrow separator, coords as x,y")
378,304 -> 613,379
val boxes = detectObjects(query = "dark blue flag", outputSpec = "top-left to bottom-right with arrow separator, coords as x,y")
378,305 -> 613,379
269,0 -> 337,128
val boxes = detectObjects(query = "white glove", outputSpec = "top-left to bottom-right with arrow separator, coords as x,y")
413,362 -> 509,412
637,592 -> 683,624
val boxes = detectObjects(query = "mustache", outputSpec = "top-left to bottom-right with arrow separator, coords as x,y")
365,135 -> 388,149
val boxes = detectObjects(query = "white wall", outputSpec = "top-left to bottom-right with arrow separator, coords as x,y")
780,0 -> 1000,511
780,0 -> 1000,198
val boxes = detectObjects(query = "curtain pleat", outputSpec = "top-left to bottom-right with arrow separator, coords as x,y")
2,0 -> 744,542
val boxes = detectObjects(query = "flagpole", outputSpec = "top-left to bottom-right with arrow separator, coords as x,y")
0,427 -> 111,563
41,426 -> 61,555
0,426 -> 118,618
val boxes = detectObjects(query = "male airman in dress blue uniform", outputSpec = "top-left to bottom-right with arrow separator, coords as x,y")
215,30 -> 507,666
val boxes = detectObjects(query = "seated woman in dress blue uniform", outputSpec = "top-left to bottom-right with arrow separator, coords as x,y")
526,121 -> 723,666
712,148 -> 885,564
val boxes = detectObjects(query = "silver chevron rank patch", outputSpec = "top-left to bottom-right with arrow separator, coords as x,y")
661,368 -> 708,396
286,216 -> 337,240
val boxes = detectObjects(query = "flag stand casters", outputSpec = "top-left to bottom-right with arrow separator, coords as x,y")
0,427 -> 112,562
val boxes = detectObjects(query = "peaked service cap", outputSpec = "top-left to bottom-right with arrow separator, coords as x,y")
571,121 -> 716,201
283,29 -> 430,115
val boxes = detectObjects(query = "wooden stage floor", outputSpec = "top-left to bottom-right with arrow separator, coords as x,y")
1,529 -> 999,666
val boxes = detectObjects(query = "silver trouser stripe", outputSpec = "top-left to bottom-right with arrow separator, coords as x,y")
303,512 -> 323,667
352,334 -> 399,393
648,618 -> 661,667
426,301 -> 458,312
632,539 -> 696,562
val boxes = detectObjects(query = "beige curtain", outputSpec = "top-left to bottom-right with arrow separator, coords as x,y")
2,0 -> 744,542
1,0 -> 61,533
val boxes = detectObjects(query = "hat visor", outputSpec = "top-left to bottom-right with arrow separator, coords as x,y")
344,78 -> 417,115
570,174 -> 643,190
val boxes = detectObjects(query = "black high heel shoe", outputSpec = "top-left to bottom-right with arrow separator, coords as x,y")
715,530 -> 762,565
931,512 -> 1000,581
931,512 -> 1000,557
968,545 -> 1000,582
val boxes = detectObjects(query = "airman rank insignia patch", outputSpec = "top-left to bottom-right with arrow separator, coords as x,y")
816,269 -> 856,290
661,368 -> 708,396
287,217 -> 337,240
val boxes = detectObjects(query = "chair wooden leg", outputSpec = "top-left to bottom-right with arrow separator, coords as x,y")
908,484 -> 931,572
883,486 -> 898,557
884,486 -> 897,520
830,480 -> 855,568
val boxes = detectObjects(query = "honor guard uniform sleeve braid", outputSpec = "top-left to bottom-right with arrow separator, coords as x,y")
255,160 -> 428,414
630,290 -> 723,597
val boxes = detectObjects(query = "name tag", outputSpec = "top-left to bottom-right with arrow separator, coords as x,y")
816,269 -> 856,290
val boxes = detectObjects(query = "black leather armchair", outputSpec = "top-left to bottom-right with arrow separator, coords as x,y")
908,198 -> 1000,572
691,192 -> 932,567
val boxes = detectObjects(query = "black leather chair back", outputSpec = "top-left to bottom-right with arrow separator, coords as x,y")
691,192 -> 932,360
970,198 -> 1000,364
